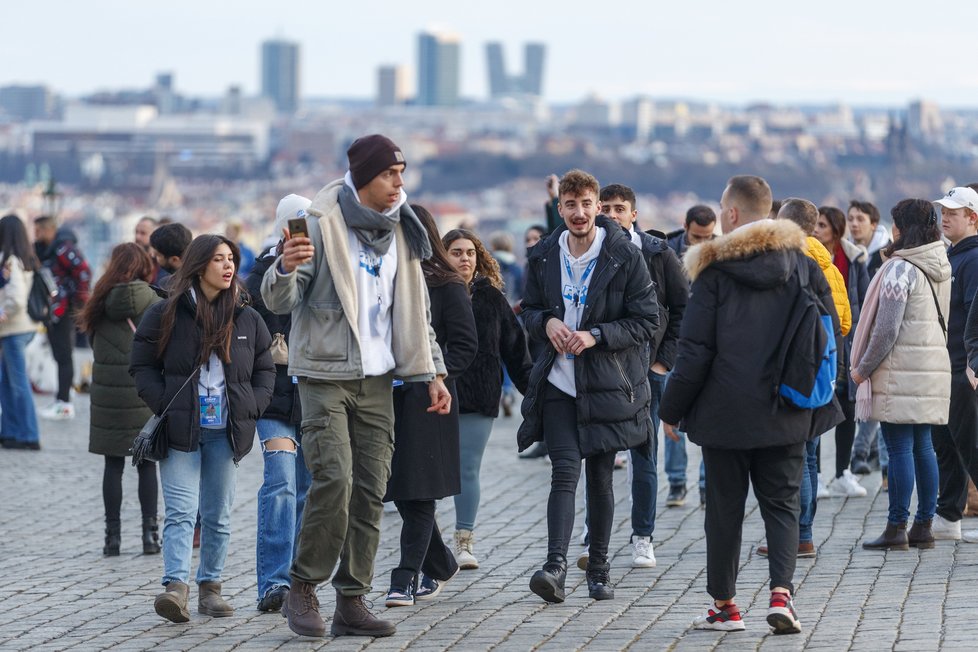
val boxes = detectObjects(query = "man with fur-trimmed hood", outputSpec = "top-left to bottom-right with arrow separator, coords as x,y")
660,175 -> 839,636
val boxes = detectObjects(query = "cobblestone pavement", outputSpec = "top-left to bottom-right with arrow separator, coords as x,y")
1,393 -> 974,651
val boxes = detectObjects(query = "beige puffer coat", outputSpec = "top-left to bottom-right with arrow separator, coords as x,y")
870,241 -> 951,425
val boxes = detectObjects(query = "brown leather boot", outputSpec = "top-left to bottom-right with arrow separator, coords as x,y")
331,592 -> 396,637
282,581 -> 326,637
862,521 -> 909,550
154,581 -> 190,623
908,519 -> 935,549
198,581 -> 234,617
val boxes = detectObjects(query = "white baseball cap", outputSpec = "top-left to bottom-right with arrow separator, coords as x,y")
273,194 -> 312,239
935,187 -> 978,212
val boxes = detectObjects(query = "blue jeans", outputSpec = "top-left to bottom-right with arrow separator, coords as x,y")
454,413 -> 495,531
664,434 -> 707,492
629,371 -> 664,537
256,418 -> 310,602
159,428 -> 236,586
852,420 -> 889,469
799,438 -> 819,543
0,332 -> 39,444
880,423 -> 938,525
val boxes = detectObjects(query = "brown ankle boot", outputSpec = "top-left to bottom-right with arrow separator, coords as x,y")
332,592 -> 396,637
154,581 -> 190,623
862,521 -> 909,550
198,581 -> 234,617
282,581 -> 326,637
908,519 -> 935,549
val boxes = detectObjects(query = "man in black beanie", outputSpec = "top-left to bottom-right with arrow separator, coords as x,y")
263,134 -> 451,639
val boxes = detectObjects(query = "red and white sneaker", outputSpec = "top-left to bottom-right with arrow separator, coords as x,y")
767,591 -> 802,634
692,602 -> 746,631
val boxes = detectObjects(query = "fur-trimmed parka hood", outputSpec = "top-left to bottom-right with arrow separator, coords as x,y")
684,219 -> 807,288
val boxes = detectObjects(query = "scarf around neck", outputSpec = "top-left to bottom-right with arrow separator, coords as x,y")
338,177 -> 432,260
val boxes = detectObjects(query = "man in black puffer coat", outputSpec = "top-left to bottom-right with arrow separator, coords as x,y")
519,169 -> 658,604
659,175 -> 840,636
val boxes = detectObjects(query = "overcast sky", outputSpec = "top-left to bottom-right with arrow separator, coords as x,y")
4,0 -> 975,107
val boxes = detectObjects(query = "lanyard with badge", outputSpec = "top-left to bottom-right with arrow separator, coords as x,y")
199,359 -> 222,427
562,254 -> 597,359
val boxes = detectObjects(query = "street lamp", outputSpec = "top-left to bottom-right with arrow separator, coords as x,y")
42,177 -> 62,217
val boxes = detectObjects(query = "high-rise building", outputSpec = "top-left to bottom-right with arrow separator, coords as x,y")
484,42 -> 546,99
907,99 -> 942,143
417,30 -> 460,107
377,65 -> 407,107
261,39 -> 300,114
0,85 -> 53,121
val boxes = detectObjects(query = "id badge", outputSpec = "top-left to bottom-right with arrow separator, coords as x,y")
199,395 -> 221,426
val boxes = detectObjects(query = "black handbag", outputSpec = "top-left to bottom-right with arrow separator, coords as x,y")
130,368 -> 200,466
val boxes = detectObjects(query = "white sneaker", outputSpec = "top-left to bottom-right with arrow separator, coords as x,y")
816,478 -> 830,500
827,470 -> 867,498
632,536 -> 657,568
961,529 -> 978,543
932,515 -> 962,540
40,400 -> 75,420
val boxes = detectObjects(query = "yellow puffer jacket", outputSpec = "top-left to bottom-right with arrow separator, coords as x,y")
805,236 -> 851,336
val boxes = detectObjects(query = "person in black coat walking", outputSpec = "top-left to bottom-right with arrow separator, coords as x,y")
247,194 -> 313,613
131,235 -> 275,624
383,205 -> 478,607
442,227 -> 533,572
519,170 -> 659,604
659,176 -> 840,635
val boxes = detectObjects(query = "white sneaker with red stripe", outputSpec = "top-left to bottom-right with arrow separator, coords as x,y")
767,591 -> 802,634
692,602 -> 746,631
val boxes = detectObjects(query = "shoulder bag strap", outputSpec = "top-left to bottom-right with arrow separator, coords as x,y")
159,366 -> 201,417
901,259 -> 947,337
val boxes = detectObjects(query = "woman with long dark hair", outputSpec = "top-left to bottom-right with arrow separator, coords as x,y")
852,199 -> 951,550
442,228 -> 532,570
77,243 -> 163,555
384,205 -> 478,606
0,214 -> 40,450
131,234 -> 275,623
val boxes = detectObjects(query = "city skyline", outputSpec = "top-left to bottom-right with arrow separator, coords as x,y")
3,0 -> 974,107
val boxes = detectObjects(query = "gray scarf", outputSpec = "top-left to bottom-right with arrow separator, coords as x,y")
338,185 -> 432,260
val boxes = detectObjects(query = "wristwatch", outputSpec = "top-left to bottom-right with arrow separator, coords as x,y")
589,327 -> 603,344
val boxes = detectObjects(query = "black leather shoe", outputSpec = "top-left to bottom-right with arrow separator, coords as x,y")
529,553 -> 566,603
258,585 -> 289,612
586,561 -> 614,600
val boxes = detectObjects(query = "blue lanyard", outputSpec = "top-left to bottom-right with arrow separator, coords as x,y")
563,255 -> 598,308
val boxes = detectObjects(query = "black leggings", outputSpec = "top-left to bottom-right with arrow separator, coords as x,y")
834,392 -> 856,478
103,455 -> 158,524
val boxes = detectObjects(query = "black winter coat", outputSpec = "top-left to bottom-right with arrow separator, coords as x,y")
635,230 -> 688,370
130,292 -> 276,463
457,276 -> 532,417
246,248 -> 300,424
518,216 -> 660,456
659,220 -> 842,450
386,281 -> 478,501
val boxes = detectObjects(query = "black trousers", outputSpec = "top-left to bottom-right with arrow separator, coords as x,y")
102,455 -> 158,524
47,315 -> 75,403
933,372 -> 978,522
702,443 -> 805,600
391,499 -> 458,588
542,382 -> 616,562
834,390 -> 856,478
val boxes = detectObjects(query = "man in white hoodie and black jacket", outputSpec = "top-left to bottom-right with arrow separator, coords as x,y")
659,175 -> 841,636
518,169 -> 659,604
262,135 -> 451,639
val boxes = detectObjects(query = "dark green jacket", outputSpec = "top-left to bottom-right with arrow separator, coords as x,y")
88,281 -> 161,457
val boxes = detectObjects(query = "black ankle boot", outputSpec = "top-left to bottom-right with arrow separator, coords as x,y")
586,560 -> 614,600
142,516 -> 161,555
862,521 -> 909,551
103,521 -> 121,556
529,553 -> 567,603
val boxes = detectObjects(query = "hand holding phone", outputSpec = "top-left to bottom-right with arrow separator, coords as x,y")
287,218 -> 308,240
280,220 -> 314,273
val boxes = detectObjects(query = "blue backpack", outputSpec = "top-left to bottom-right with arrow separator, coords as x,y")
775,256 -> 837,410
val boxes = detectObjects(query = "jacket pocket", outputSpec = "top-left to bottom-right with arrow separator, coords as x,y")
612,352 -> 635,403
303,302 -> 350,361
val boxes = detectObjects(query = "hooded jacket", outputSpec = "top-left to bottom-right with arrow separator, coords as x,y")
805,236 -> 851,337
635,230 -> 688,370
518,215 -> 659,456
864,242 -> 951,424
34,226 -> 91,322
659,220 -> 840,449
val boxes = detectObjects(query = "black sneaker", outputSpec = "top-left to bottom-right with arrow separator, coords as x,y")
385,583 -> 415,607
257,585 -> 289,612
666,485 -> 687,507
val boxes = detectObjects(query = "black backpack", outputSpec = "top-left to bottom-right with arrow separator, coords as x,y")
773,255 -> 837,411
27,267 -> 56,323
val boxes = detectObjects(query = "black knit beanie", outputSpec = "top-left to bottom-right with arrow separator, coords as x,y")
347,134 -> 406,189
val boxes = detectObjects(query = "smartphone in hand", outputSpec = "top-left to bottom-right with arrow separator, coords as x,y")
287,217 -> 308,240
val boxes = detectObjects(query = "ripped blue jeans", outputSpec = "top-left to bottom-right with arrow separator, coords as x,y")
256,418 -> 310,602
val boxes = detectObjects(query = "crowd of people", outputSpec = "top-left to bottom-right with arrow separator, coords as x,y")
5,132 -> 978,639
